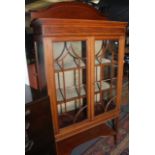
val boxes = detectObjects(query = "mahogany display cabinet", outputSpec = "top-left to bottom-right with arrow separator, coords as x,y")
30,2 -> 127,155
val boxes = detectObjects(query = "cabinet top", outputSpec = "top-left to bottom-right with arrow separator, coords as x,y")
31,18 -> 127,37
32,18 -> 127,27
30,2 -> 127,37
30,1 -> 107,21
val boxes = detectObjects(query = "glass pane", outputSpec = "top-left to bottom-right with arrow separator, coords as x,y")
94,40 -> 119,116
52,41 -> 88,128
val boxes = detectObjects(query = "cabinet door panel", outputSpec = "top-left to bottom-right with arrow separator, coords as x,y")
52,40 -> 88,128
94,40 -> 119,116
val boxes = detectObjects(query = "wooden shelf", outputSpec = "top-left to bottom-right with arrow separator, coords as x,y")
95,80 -> 111,92
57,101 -> 82,115
54,59 -> 86,72
56,80 -> 114,104
95,57 -> 111,65
56,85 -> 86,103
57,100 -> 116,129
54,57 -> 112,72
95,79 -> 116,94
56,81 -> 116,115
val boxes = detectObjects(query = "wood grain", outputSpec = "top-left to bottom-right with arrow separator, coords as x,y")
43,38 -> 59,134
30,1 -> 106,21
116,36 -> 126,111
57,123 -> 116,155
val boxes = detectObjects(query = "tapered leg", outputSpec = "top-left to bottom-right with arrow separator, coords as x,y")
113,117 -> 119,145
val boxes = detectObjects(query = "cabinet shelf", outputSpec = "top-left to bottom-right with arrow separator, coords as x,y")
95,57 -> 111,65
58,99 -> 116,128
57,101 -> 84,115
58,108 -> 86,128
57,100 -> 116,129
56,80 -> 115,104
95,79 -> 116,92
54,59 -> 86,72
56,85 -> 86,103
54,58 -> 113,72
95,81 -> 111,92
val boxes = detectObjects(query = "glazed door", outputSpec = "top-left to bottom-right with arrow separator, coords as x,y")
93,39 -> 120,116
49,38 -> 91,131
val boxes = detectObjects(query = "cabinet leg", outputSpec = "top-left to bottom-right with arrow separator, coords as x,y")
113,117 -> 119,145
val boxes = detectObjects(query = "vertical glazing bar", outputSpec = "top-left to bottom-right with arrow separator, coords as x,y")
78,59 -> 82,105
99,63 -> 102,103
99,42 -> 105,109
57,72 -> 63,114
73,58 -> 81,108
74,58 -> 82,108
62,59 -> 67,112
110,46 -> 115,98
74,70 -> 78,110
95,67 -> 98,103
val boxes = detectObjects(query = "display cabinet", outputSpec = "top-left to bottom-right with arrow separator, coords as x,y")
30,2 -> 127,155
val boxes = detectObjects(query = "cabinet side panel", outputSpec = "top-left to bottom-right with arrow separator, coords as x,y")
34,40 -> 47,90
116,36 -> 126,111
